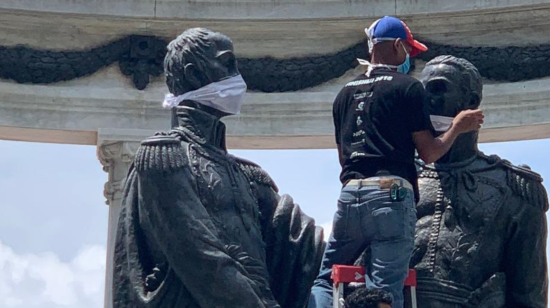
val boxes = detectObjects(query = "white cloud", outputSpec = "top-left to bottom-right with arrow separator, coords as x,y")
0,240 -> 106,308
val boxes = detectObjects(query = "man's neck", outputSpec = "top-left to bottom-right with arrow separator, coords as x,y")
370,53 -> 399,67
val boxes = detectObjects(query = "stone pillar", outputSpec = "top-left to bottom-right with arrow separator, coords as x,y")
97,129 -> 154,308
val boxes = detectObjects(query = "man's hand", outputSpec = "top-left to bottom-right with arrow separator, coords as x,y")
414,109 -> 485,164
451,109 -> 484,134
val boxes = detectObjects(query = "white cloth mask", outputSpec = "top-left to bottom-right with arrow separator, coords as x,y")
162,74 -> 247,115
430,115 -> 454,132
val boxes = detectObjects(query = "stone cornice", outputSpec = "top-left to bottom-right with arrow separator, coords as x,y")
2,36 -> 550,91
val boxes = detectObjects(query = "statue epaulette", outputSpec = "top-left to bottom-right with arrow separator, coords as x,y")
234,156 -> 279,192
135,135 -> 186,173
480,153 -> 549,212
505,163 -> 548,212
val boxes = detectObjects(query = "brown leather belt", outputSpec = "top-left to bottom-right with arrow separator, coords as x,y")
345,176 -> 413,191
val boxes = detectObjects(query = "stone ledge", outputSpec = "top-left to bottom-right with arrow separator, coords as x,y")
4,126 -> 550,149
0,125 -> 97,145
1,65 -> 549,149
479,123 -> 550,143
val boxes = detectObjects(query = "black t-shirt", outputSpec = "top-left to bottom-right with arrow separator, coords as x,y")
333,69 -> 434,201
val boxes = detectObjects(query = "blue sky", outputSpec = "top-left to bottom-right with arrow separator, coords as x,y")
0,138 -> 548,307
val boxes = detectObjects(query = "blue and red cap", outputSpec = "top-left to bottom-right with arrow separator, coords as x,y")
365,16 -> 428,57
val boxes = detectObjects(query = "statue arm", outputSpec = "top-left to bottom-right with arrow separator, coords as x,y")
260,188 -> 324,308
235,156 -> 324,308
504,200 -> 548,308
135,137 -> 273,308
261,189 -> 325,308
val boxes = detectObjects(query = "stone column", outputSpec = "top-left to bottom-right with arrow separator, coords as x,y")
97,129 -> 154,308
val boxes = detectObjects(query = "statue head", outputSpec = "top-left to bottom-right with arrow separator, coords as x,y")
421,55 -> 483,161
164,28 -> 240,116
421,55 -> 482,118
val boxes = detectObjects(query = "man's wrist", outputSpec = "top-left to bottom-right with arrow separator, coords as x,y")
446,125 -> 461,139
439,126 -> 460,147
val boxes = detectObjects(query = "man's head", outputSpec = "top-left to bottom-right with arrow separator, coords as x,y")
345,288 -> 393,308
421,55 -> 482,118
164,28 -> 239,97
365,16 -> 427,69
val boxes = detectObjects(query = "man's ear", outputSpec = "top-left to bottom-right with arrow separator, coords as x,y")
393,38 -> 402,53
183,63 -> 203,90
216,50 -> 238,75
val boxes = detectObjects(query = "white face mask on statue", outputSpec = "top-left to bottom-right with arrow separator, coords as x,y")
430,115 -> 454,132
162,74 -> 247,115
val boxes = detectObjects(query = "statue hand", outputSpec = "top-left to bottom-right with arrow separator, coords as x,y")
452,109 -> 484,133
145,266 -> 164,292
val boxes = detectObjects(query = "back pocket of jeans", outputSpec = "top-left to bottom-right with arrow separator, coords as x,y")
371,203 -> 405,241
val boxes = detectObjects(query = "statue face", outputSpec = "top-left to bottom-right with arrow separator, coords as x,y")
421,63 -> 467,118
165,29 -> 239,96
204,34 -> 240,82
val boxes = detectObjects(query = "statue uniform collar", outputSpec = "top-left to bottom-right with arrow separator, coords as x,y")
431,153 -> 478,171
421,154 -> 479,191
172,106 -> 227,151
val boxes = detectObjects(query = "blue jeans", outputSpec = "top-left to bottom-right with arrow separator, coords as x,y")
308,178 -> 416,308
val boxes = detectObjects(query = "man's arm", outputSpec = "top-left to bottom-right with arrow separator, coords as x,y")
332,87 -> 347,167
413,109 -> 484,164
337,144 -> 344,167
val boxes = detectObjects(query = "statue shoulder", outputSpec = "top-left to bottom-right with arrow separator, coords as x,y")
234,156 -> 279,193
480,153 -> 549,212
134,131 -> 189,174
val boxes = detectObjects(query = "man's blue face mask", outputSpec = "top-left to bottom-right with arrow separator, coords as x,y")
396,42 -> 410,74
358,40 -> 412,76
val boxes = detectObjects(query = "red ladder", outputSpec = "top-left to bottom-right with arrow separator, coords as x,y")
331,265 -> 417,308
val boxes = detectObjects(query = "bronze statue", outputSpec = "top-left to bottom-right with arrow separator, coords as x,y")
412,55 -> 549,307
112,28 -> 324,308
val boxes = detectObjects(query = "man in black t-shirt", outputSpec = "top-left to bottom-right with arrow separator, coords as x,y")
308,16 -> 484,308
333,69 -> 431,203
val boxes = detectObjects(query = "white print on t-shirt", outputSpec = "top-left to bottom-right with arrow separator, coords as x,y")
345,76 -> 393,87
356,102 -> 365,111
353,130 -> 366,137
353,92 -> 373,100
